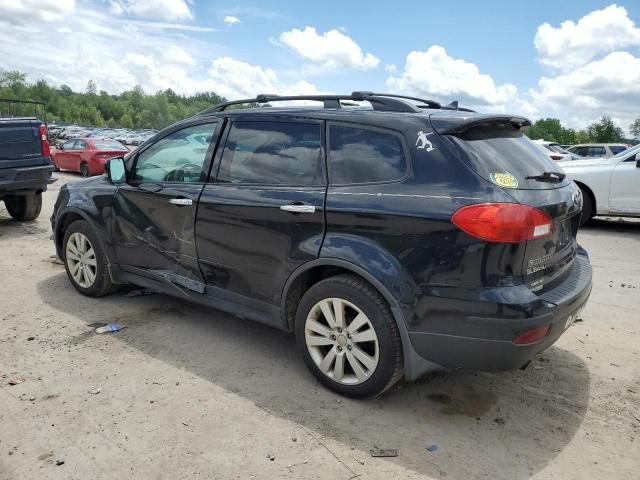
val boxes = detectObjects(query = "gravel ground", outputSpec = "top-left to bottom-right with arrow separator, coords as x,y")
0,172 -> 638,480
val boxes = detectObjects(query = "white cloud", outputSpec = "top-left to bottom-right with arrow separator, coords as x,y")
386,46 -> 520,110
279,26 -> 379,70
535,4 -> 640,70
530,51 -> 640,129
162,45 -> 196,65
384,64 -> 397,73
110,0 -> 193,22
223,16 -> 241,26
0,0 -> 75,23
207,57 -> 318,99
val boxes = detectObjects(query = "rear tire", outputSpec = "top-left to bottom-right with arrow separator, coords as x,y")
62,220 -> 115,297
295,274 -> 403,398
579,187 -> 593,226
4,193 -> 42,221
80,162 -> 90,177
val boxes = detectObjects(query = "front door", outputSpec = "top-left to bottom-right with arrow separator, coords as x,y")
196,118 -> 326,306
112,121 -> 219,286
610,153 -> 640,214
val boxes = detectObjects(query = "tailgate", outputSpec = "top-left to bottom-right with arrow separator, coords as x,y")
0,119 -> 43,164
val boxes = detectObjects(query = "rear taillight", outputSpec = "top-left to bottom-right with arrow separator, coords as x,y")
513,324 -> 550,345
39,124 -> 51,157
550,155 -> 563,161
452,203 -> 553,243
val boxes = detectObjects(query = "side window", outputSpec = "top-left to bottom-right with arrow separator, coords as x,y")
62,140 -> 76,150
75,140 -> 87,150
134,123 -> 216,183
609,146 -> 626,155
328,125 -> 407,184
588,146 -> 606,157
217,121 -> 322,185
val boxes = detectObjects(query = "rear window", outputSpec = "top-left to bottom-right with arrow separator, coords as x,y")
446,135 -> 570,190
93,140 -> 128,150
328,125 -> 407,184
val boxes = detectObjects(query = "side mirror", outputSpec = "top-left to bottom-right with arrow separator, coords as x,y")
105,157 -> 126,183
59,144 -> 64,151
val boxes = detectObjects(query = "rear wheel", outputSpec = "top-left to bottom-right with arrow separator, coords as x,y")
62,220 -> 115,297
80,162 -> 90,177
4,193 -> 42,221
295,274 -> 403,398
579,187 -> 593,226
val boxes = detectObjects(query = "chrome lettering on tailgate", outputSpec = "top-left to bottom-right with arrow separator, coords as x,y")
527,253 -> 552,275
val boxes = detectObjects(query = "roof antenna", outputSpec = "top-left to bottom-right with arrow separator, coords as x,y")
444,100 -> 459,110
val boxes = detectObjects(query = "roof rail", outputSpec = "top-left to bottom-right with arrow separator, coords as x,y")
196,91 -> 475,115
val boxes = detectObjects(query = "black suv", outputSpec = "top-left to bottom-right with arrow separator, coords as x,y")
51,92 -> 592,397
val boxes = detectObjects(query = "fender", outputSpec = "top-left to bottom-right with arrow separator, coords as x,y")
281,255 -> 442,381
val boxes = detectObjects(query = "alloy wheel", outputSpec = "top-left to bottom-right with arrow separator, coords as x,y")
65,232 -> 97,288
305,297 -> 379,385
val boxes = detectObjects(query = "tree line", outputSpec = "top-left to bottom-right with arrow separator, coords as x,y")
0,69 -> 226,130
1,69 -> 639,141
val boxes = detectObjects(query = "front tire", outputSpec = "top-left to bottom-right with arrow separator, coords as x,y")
62,220 -> 114,297
295,274 -> 403,398
80,162 -> 90,177
579,187 -> 594,226
4,193 -> 42,221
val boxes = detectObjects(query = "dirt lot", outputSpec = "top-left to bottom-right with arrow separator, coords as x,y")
1,172 -> 638,480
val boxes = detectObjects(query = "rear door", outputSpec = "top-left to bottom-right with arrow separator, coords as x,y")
434,119 -> 582,292
195,117 -> 326,306
56,140 -> 77,170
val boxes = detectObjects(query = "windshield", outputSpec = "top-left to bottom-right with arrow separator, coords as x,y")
93,140 -> 128,150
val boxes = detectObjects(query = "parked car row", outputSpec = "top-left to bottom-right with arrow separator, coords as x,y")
49,125 -> 157,147
533,139 -> 631,160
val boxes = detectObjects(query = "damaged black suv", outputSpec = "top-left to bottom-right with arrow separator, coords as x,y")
51,92 -> 592,397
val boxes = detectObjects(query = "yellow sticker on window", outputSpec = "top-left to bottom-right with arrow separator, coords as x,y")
489,171 -> 519,189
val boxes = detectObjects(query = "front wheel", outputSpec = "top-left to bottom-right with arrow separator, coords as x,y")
579,188 -> 593,226
80,162 -> 90,177
4,193 -> 42,221
62,220 -> 115,297
295,274 -> 403,398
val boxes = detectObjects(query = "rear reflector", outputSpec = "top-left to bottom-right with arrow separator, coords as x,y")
513,324 -> 550,345
451,203 -> 553,243
550,155 -> 563,161
39,124 -> 51,158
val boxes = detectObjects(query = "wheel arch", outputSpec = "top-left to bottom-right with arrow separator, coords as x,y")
55,208 -> 98,255
281,258 -> 441,381
574,180 -> 596,217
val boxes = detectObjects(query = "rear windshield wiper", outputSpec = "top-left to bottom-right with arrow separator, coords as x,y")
525,171 -> 566,183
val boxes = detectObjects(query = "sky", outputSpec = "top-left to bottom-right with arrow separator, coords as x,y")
1,0 -> 640,131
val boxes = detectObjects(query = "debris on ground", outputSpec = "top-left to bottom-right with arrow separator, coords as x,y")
124,288 -> 156,298
369,448 -> 398,457
55,460 -> 65,466
8,376 -> 26,386
88,387 -> 101,395
266,453 -> 275,461
95,324 -> 124,334
46,255 -> 64,266
494,417 -> 506,426
426,444 -> 439,452
29,395 -> 36,401
27,336 -> 35,341
88,322 -> 106,328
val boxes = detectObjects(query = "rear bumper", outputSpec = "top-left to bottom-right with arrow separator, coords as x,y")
407,252 -> 592,373
0,164 -> 55,196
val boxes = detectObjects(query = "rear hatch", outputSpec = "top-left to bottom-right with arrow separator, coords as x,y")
0,118 -> 48,168
431,113 -> 582,292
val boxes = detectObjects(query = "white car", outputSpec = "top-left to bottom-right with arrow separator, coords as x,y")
532,139 -> 573,161
559,144 -> 640,225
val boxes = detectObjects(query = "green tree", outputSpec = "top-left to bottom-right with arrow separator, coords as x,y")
86,80 -> 97,96
527,118 -> 577,144
586,116 -> 624,142
629,119 -> 640,138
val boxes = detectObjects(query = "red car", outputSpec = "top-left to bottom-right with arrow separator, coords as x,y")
52,138 -> 129,176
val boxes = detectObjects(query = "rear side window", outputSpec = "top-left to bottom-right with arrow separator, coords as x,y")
328,125 -> 406,184
609,145 -> 626,155
217,121 -> 323,185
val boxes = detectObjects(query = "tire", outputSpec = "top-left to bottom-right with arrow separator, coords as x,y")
579,187 -> 593,226
295,274 -> 403,398
62,220 -> 115,297
52,158 -> 60,172
80,162 -> 90,177
4,193 -> 42,221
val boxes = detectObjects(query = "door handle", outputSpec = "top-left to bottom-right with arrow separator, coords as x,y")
169,198 -> 193,206
280,204 -> 315,213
